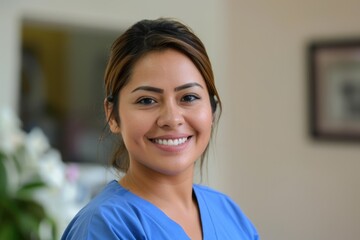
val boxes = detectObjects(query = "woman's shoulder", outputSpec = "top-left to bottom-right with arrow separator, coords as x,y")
75,180 -> 134,215
194,184 -> 260,240
61,180 -> 146,239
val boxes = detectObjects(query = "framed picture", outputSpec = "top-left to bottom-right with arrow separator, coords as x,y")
309,38 -> 360,140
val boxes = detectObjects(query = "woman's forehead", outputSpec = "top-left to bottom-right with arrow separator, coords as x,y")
123,49 -> 207,91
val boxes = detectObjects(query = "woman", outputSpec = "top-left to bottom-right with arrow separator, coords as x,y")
62,18 -> 259,240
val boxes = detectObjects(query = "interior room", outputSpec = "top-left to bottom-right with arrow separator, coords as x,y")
1,1 -> 360,239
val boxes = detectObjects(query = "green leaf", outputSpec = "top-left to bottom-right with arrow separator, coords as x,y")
12,145 -> 27,173
0,154 -> 8,196
0,222 -> 23,240
16,180 -> 46,198
14,197 -> 46,219
0,194 -> 58,239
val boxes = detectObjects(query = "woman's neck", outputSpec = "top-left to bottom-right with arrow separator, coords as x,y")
119,166 -> 195,210
119,165 -> 203,240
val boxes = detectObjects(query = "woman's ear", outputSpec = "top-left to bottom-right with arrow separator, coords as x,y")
104,99 -> 121,134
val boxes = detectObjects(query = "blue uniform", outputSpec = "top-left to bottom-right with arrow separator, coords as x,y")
62,180 -> 259,239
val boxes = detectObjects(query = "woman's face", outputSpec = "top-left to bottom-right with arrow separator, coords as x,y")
109,49 -> 213,177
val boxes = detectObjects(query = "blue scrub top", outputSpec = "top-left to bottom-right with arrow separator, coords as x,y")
62,180 -> 259,240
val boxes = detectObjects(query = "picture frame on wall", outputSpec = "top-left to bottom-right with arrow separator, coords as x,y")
308,38 -> 360,140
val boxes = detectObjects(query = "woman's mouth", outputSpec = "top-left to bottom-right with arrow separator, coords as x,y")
150,136 -> 192,146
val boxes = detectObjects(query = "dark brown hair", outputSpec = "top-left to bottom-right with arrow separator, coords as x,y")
104,18 -> 222,173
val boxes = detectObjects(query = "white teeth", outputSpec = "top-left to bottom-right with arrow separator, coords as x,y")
154,137 -> 188,146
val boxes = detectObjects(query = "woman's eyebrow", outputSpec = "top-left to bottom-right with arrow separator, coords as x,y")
131,86 -> 163,93
174,82 -> 203,92
131,82 -> 203,94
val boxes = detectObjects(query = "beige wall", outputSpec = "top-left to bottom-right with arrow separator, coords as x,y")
1,0 -> 360,239
223,1 -> 360,239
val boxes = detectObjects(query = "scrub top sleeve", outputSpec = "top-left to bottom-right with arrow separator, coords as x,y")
62,207 -> 144,240
88,206 -> 146,240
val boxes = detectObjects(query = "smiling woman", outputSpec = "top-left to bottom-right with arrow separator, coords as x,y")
61,18 -> 259,240
111,49 -> 213,178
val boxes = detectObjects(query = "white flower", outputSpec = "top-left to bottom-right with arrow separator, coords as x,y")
0,106 -> 91,239
0,107 -> 25,153
25,127 -> 50,159
38,149 -> 65,188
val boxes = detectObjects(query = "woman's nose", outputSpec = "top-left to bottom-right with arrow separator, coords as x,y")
156,102 -> 184,128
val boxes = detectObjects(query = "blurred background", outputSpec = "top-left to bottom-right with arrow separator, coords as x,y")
1,0 -> 360,239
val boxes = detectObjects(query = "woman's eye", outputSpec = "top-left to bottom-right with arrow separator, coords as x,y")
181,94 -> 200,103
137,98 -> 156,105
